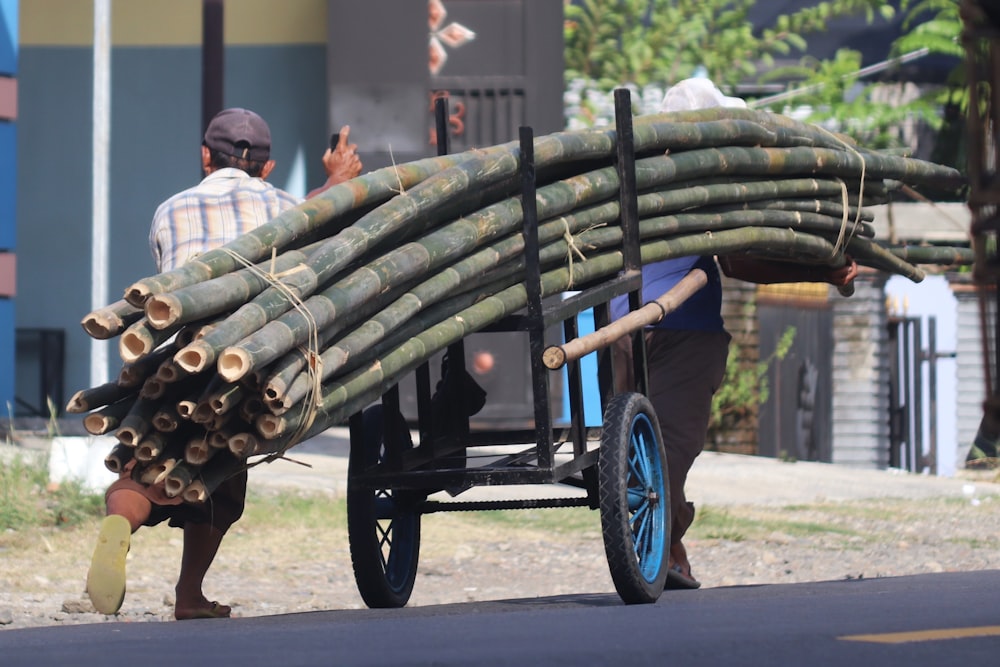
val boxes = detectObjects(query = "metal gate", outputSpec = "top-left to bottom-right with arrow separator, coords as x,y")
325,0 -> 565,423
758,294 -> 834,462
887,315 -> 954,473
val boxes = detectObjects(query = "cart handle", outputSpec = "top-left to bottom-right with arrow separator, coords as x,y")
542,268 -> 708,370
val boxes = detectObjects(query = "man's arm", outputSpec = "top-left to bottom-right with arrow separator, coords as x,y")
307,125 -> 363,198
718,254 -> 858,287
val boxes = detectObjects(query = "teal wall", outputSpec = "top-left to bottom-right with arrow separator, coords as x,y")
15,42 -> 329,415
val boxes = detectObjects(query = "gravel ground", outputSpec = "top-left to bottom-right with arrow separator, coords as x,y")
1,448 -> 999,630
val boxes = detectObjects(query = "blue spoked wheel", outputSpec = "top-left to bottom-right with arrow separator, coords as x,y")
598,392 -> 670,604
347,405 -> 422,608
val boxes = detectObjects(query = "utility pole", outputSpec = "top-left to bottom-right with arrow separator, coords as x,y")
90,0 -> 111,387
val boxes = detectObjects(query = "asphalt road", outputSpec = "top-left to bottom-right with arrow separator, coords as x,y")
3,570 -> 999,666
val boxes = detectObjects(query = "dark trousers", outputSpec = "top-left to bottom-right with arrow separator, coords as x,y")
614,328 -> 730,544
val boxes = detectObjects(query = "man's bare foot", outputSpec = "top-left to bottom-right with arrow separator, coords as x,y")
665,541 -> 701,589
174,598 -> 232,620
668,542 -> 693,578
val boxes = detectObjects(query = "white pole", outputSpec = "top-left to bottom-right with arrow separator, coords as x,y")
91,0 -> 111,387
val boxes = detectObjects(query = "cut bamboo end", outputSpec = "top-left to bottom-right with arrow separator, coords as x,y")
120,330 -> 154,363
116,427 -> 142,448
218,348 -> 253,383
117,366 -> 144,388
140,377 -> 168,400
542,346 -> 567,370
84,414 -> 115,436
65,391 -> 90,414
145,294 -> 183,330
175,341 -> 213,374
82,299 -> 144,340
191,402 -> 216,425
228,432 -> 258,458
151,459 -> 178,485
163,476 -> 187,498
209,430 -> 231,449
264,396 -> 292,416
210,385 -> 244,415
135,441 -> 163,463
152,409 -> 179,432
124,283 -> 152,308
239,397 -> 265,424
185,439 -> 213,465
156,359 -> 185,383
263,383 -> 285,402
138,459 -> 176,485
181,481 -> 208,504
81,312 -> 121,340
255,413 -> 286,440
104,447 -> 134,474
176,400 -> 198,420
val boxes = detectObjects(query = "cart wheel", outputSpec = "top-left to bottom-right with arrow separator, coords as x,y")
347,404 -> 421,608
598,392 -> 669,604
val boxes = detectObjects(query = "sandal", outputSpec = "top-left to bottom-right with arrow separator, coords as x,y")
86,515 -> 132,614
175,601 -> 232,620
664,562 -> 701,590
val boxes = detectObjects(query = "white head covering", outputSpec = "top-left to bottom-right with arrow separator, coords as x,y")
659,78 -> 747,112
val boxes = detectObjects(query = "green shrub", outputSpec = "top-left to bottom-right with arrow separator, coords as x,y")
0,453 -> 104,530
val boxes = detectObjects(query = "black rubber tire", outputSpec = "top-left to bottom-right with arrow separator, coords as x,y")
347,405 -> 421,608
598,392 -> 670,604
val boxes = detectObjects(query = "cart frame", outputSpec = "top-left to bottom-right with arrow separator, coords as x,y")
346,90 -> 671,607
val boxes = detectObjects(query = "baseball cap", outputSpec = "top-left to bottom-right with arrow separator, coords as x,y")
203,108 -> 271,161
659,78 -> 747,112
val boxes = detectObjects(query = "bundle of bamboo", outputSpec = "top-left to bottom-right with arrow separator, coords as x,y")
68,107 -> 970,504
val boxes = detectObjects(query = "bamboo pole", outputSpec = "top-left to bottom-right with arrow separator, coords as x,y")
81,298 -> 144,340
66,381 -> 137,414
103,443 -> 134,474
67,107 -> 974,498
543,268 -> 708,370
82,396 -> 136,435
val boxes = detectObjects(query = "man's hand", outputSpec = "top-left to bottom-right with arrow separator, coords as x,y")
826,256 -> 858,287
322,125 -> 362,185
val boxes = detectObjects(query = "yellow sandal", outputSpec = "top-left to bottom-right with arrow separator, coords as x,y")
86,515 -> 131,614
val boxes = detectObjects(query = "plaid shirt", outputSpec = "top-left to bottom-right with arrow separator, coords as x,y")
149,168 -> 301,272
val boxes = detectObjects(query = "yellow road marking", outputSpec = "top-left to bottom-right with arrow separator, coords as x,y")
840,626 -> 1000,644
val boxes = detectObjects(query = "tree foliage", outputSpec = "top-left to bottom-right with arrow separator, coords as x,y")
708,323 -> 796,450
564,0 -> 894,91
564,0 -> 970,179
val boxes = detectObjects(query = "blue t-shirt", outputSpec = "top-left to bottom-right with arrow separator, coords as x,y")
610,256 -> 723,331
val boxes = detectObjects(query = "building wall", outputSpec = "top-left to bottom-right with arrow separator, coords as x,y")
831,272 -> 891,468
0,0 -> 16,416
14,0 -> 565,421
952,278 -> 987,467
16,0 -> 332,414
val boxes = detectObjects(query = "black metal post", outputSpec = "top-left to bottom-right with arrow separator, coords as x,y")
913,318 -> 924,472
201,0 -> 224,134
438,96 -> 470,456
613,88 -> 648,397
926,317 -> 938,474
563,316 -> 587,458
414,97 -> 454,445
520,125 -> 552,462
902,318 -> 914,471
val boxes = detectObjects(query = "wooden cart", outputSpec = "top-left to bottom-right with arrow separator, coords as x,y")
344,91 -> 698,607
